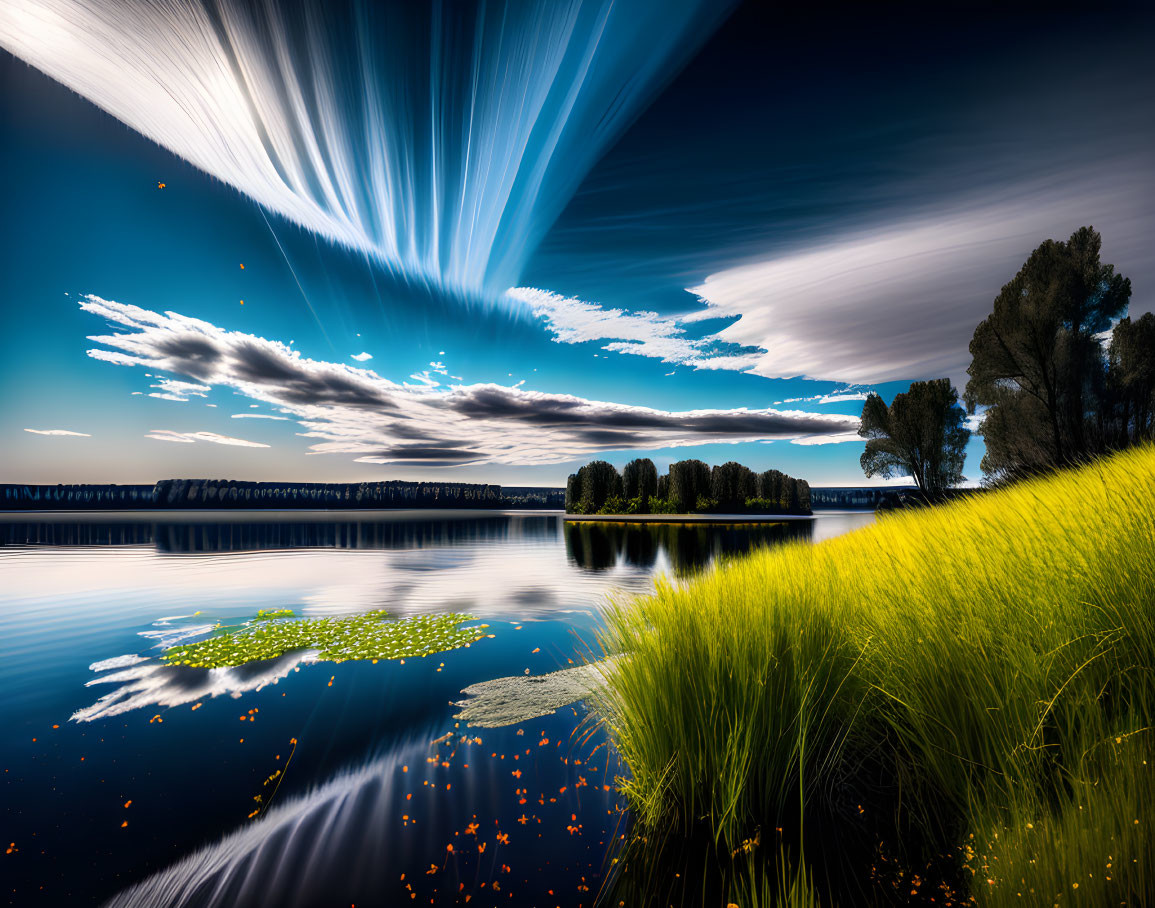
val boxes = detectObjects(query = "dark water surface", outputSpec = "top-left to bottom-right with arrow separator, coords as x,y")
0,510 -> 873,907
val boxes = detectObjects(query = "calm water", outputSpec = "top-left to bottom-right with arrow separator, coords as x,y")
0,510 -> 873,907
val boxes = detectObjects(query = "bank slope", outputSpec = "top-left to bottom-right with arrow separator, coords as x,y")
597,445 -> 1155,906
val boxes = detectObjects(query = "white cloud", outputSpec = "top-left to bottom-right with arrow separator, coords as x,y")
510,286 -> 761,372
0,0 -> 717,295
148,378 -> 211,401
24,428 -> 91,437
145,430 -> 270,448
790,432 -> 863,447
350,352 -> 373,362
231,413 -> 290,420
686,174 -> 1154,384
80,295 -> 859,466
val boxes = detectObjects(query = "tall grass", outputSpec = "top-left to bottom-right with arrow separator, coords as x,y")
593,446 -> 1155,905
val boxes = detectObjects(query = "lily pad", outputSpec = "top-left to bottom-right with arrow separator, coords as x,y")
161,610 -> 486,669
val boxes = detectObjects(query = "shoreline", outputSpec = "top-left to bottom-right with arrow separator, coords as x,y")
564,513 -> 814,523
0,508 -> 565,522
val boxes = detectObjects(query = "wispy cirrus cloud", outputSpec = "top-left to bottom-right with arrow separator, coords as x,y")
510,287 -> 761,372
145,430 -> 270,448
24,428 -> 91,437
148,378 -> 211,401
518,171 -> 1155,387
80,295 -> 857,466
685,174 -> 1155,385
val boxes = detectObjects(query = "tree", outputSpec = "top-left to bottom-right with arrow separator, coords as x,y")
565,472 -> 581,512
622,458 -> 659,506
574,461 -> 622,513
667,459 -> 711,512
965,226 -> 1131,478
758,469 -> 787,511
859,379 -> 970,501
710,462 -> 757,512
1106,313 -> 1155,446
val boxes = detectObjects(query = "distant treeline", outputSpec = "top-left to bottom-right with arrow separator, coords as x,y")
0,480 -> 565,511
565,458 -> 811,515
809,487 -> 915,509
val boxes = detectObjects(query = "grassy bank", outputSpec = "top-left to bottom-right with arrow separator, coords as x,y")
594,446 -> 1155,906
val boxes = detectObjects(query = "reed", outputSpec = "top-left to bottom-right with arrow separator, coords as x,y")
594,445 -> 1155,905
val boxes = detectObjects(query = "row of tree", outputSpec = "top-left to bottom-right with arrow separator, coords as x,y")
565,458 -> 811,515
858,226 -> 1154,498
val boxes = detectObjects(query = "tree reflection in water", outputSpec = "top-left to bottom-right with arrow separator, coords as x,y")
564,520 -> 813,575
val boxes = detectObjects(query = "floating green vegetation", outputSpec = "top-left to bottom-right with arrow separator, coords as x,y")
253,608 -> 295,621
162,611 -> 488,668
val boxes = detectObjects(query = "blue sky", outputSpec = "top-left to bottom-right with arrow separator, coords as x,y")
1,1 -> 1152,486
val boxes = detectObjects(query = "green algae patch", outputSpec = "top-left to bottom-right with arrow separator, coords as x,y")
253,608 -> 295,621
161,611 -> 488,668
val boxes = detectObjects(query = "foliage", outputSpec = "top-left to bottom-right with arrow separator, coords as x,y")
859,378 -> 970,500
594,445 -> 1155,905
564,472 -> 582,512
622,458 -> 659,507
163,611 -> 487,668
567,458 -> 810,515
668,459 -> 712,512
711,461 -> 758,511
965,226 -> 1132,480
1106,312 -> 1155,446
598,495 -> 627,515
569,460 -> 623,513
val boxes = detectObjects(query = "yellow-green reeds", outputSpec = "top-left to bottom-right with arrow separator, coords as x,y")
594,445 -> 1155,905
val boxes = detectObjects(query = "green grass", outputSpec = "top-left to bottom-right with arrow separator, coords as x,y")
162,611 -> 489,668
593,445 -> 1155,906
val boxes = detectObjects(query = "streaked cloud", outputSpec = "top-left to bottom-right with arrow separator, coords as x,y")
145,430 -> 270,448
686,171 -> 1154,385
148,378 -> 211,402
0,0 -> 723,295
231,413 -> 290,421
510,286 -> 761,372
24,428 -> 91,437
81,295 -> 857,465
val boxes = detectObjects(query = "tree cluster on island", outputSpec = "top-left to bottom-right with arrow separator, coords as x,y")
859,226 -> 1154,500
565,458 -> 811,515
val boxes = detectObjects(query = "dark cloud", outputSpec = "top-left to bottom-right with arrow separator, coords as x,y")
81,296 -> 861,466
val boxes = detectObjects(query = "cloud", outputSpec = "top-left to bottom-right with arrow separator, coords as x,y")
790,432 -> 863,446
231,413 -> 290,420
350,352 -> 373,362
148,378 -> 211,401
519,164 -> 1154,390
24,428 -> 91,437
81,295 -> 858,465
145,430 -> 270,448
0,0 -> 723,295
510,286 -> 762,372
686,172 -> 1155,384
775,390 -> 870,406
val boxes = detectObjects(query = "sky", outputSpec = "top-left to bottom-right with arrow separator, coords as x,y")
1,0 -> 1152,487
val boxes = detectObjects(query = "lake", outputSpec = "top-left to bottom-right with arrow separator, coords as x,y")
0,510 -> 873,907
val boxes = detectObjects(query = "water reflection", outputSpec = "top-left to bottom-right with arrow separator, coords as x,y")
104,716 -> 626,908
0,512 -> 559,553
565,519 -> 813,574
